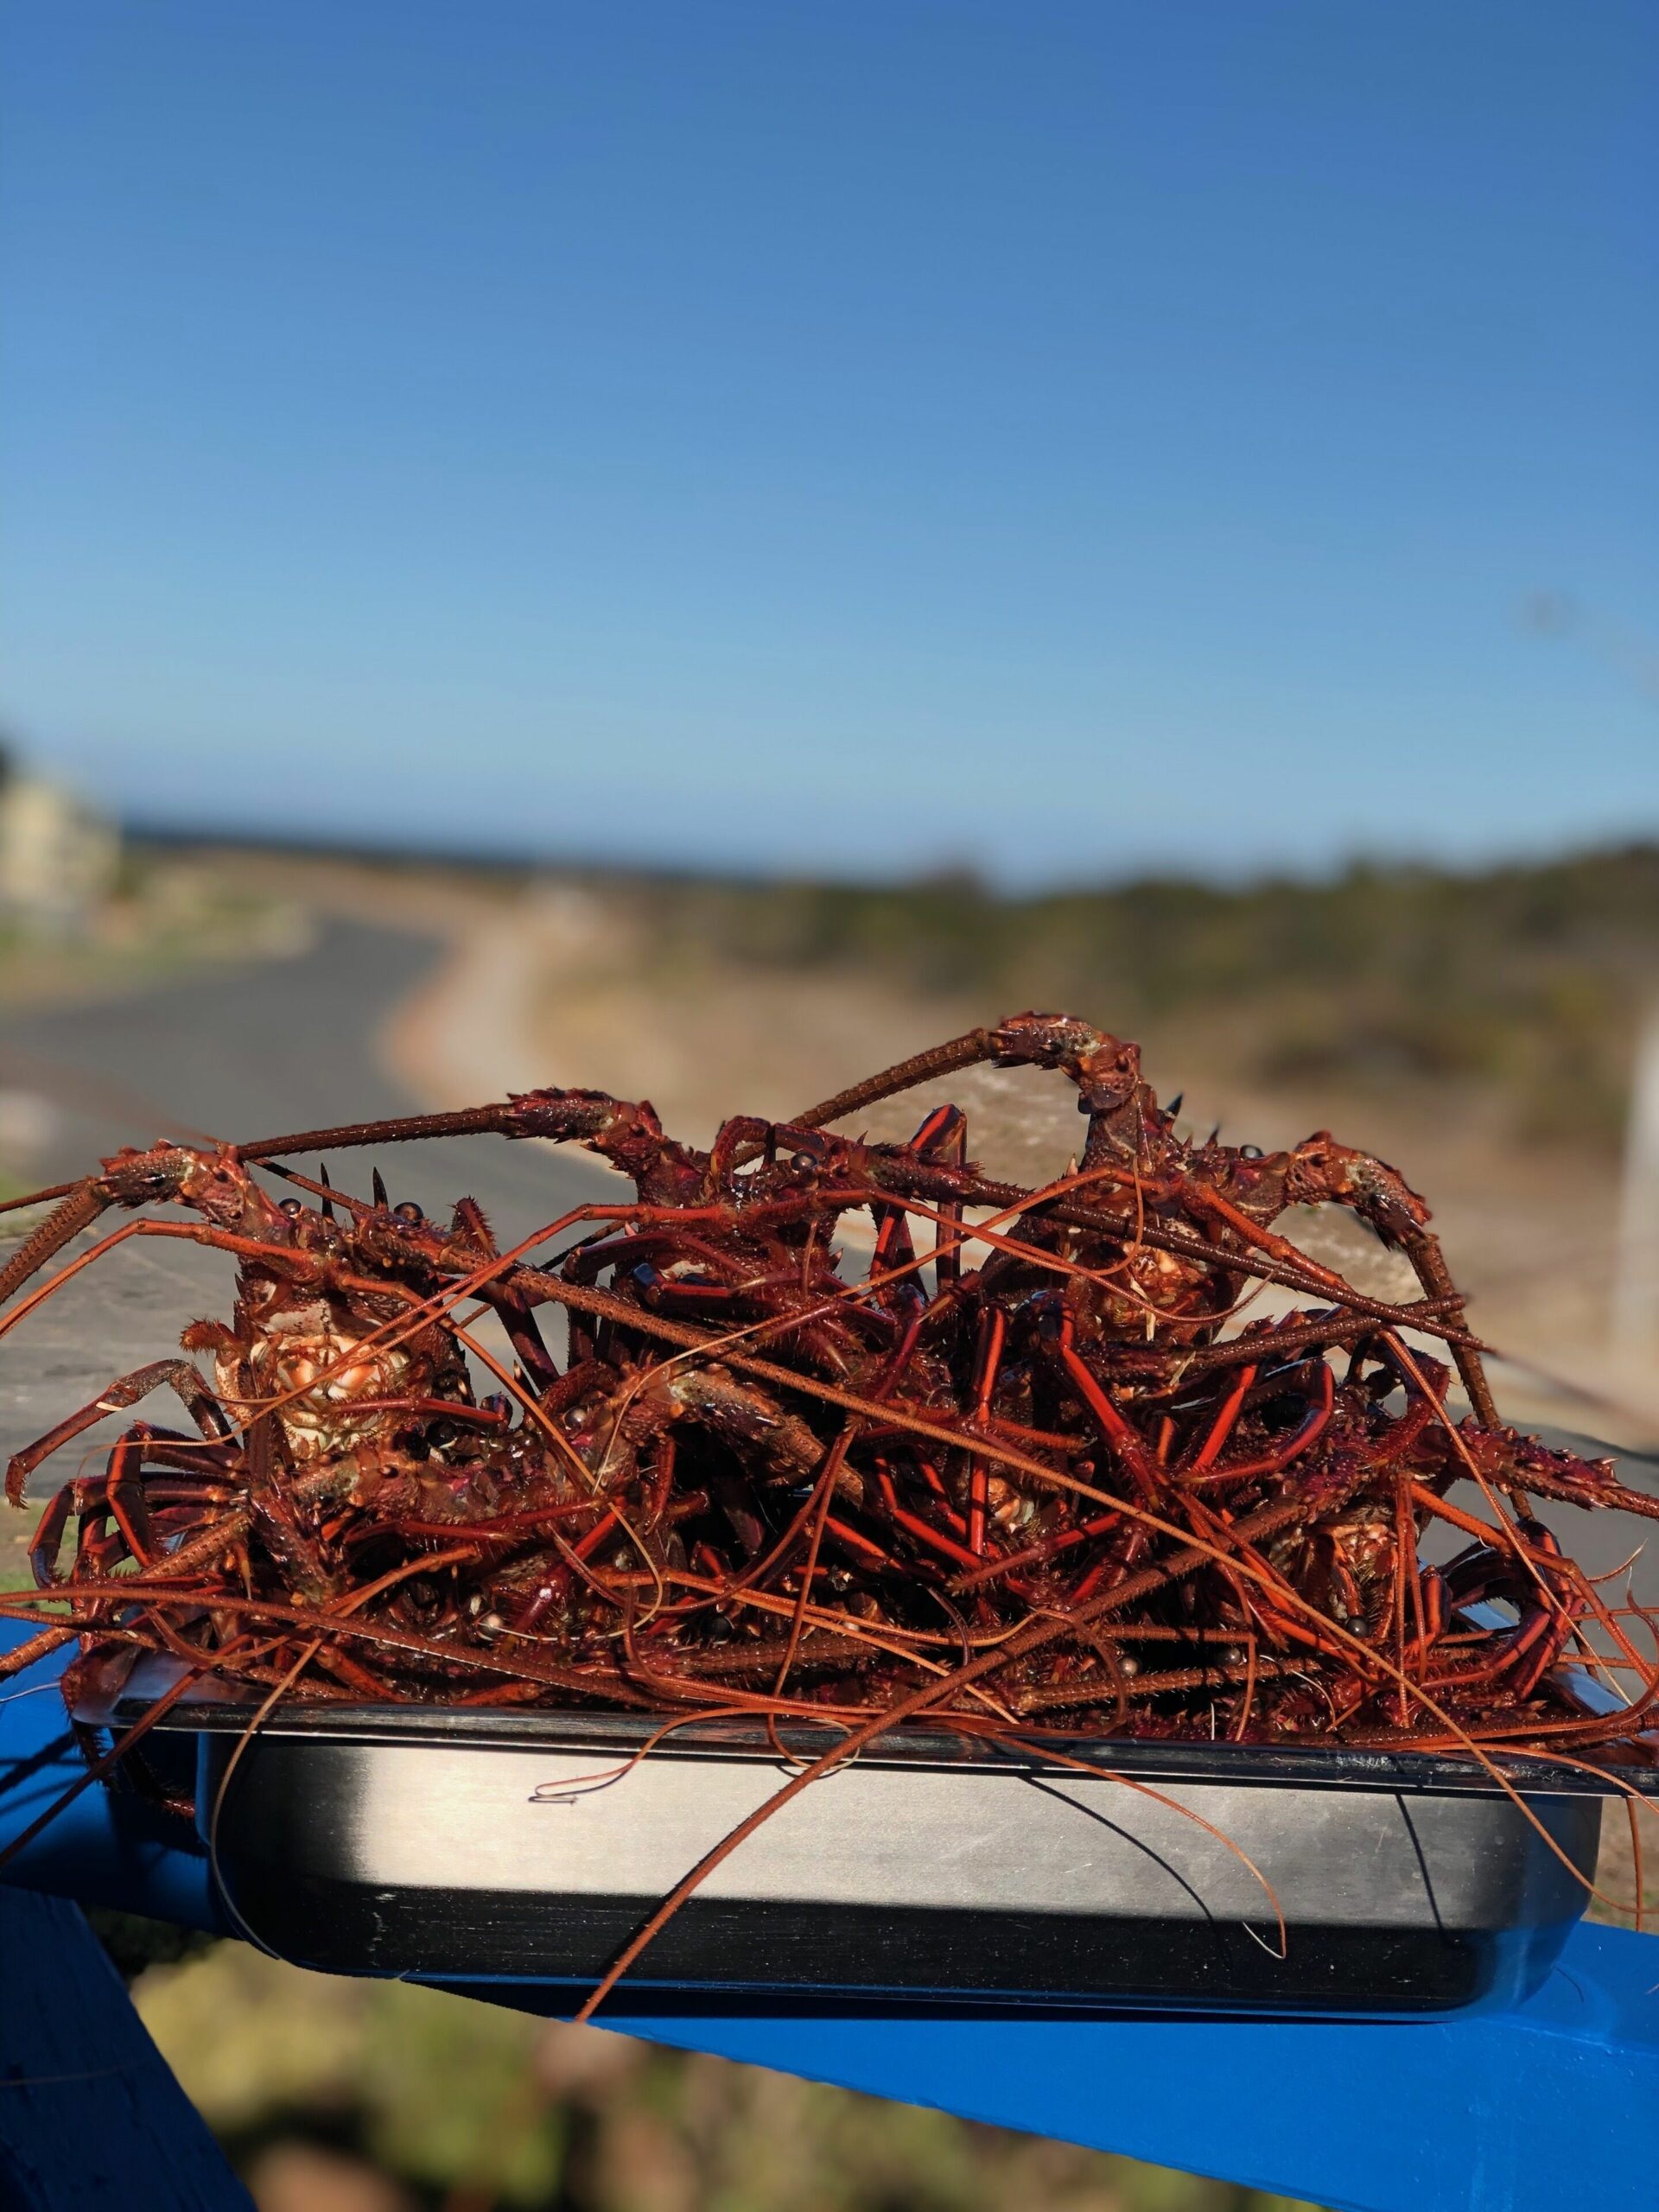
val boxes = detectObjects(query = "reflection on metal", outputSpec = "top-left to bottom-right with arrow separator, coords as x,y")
173,1700 -> 1605,2013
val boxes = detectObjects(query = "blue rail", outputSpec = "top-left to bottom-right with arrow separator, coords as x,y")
4,1616 -> 1656,2212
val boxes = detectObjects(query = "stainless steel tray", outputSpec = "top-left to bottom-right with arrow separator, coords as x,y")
85,1669 -> 1637,2017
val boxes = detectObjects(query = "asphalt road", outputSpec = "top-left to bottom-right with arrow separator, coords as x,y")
0,918 -> 613,1483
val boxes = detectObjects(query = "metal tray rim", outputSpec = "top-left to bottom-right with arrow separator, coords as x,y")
83,1656 -> 1659,1799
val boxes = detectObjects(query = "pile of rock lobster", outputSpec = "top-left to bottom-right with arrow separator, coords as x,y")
3,1013 -> 1658,1761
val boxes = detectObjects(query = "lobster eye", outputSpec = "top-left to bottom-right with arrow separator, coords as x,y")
280,1198 -> 304,1219
394,1200 -> 424,1225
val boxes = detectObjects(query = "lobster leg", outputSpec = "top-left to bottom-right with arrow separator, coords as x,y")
105,1427 -> 161,1567
783,1028 -> 1003,1138
912,1104 -> 968,1288
5,1358 -> 234,1507
26,1484 -> 77,1588
1398,1226 -> 1497,1429
449,1197 -> 561,1394
234,1086 -> 707,1205
1280,1135 -> 1499,1428
25,1433 -> 228,1586
0,1090 -> 700,1319
778,1014 -> 1140,1155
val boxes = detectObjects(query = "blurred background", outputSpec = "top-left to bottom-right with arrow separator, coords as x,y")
2,3 -> 1656,2206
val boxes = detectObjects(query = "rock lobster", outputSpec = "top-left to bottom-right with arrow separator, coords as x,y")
2,1011 -> 1656,1768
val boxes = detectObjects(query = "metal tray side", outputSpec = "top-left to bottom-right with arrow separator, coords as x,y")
197,1731 -> 1601,2015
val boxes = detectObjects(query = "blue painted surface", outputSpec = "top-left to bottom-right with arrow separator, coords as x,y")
0,1629 -> 226,1932
0,1886 -> 250,2209
582,1936 -> 1659,2212
6,1615 -> 1659,2212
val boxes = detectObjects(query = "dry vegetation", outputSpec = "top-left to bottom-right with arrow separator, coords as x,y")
603,847 -> 1659,1147
125,1939 -> 1323,2212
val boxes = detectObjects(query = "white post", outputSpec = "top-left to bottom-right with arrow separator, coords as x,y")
1615,1003 -> 1659,1358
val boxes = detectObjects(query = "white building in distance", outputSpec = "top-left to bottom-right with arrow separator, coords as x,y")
0,756 -> 120,934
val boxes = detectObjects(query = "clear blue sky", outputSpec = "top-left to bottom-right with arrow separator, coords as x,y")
2,3 -> 1655,883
